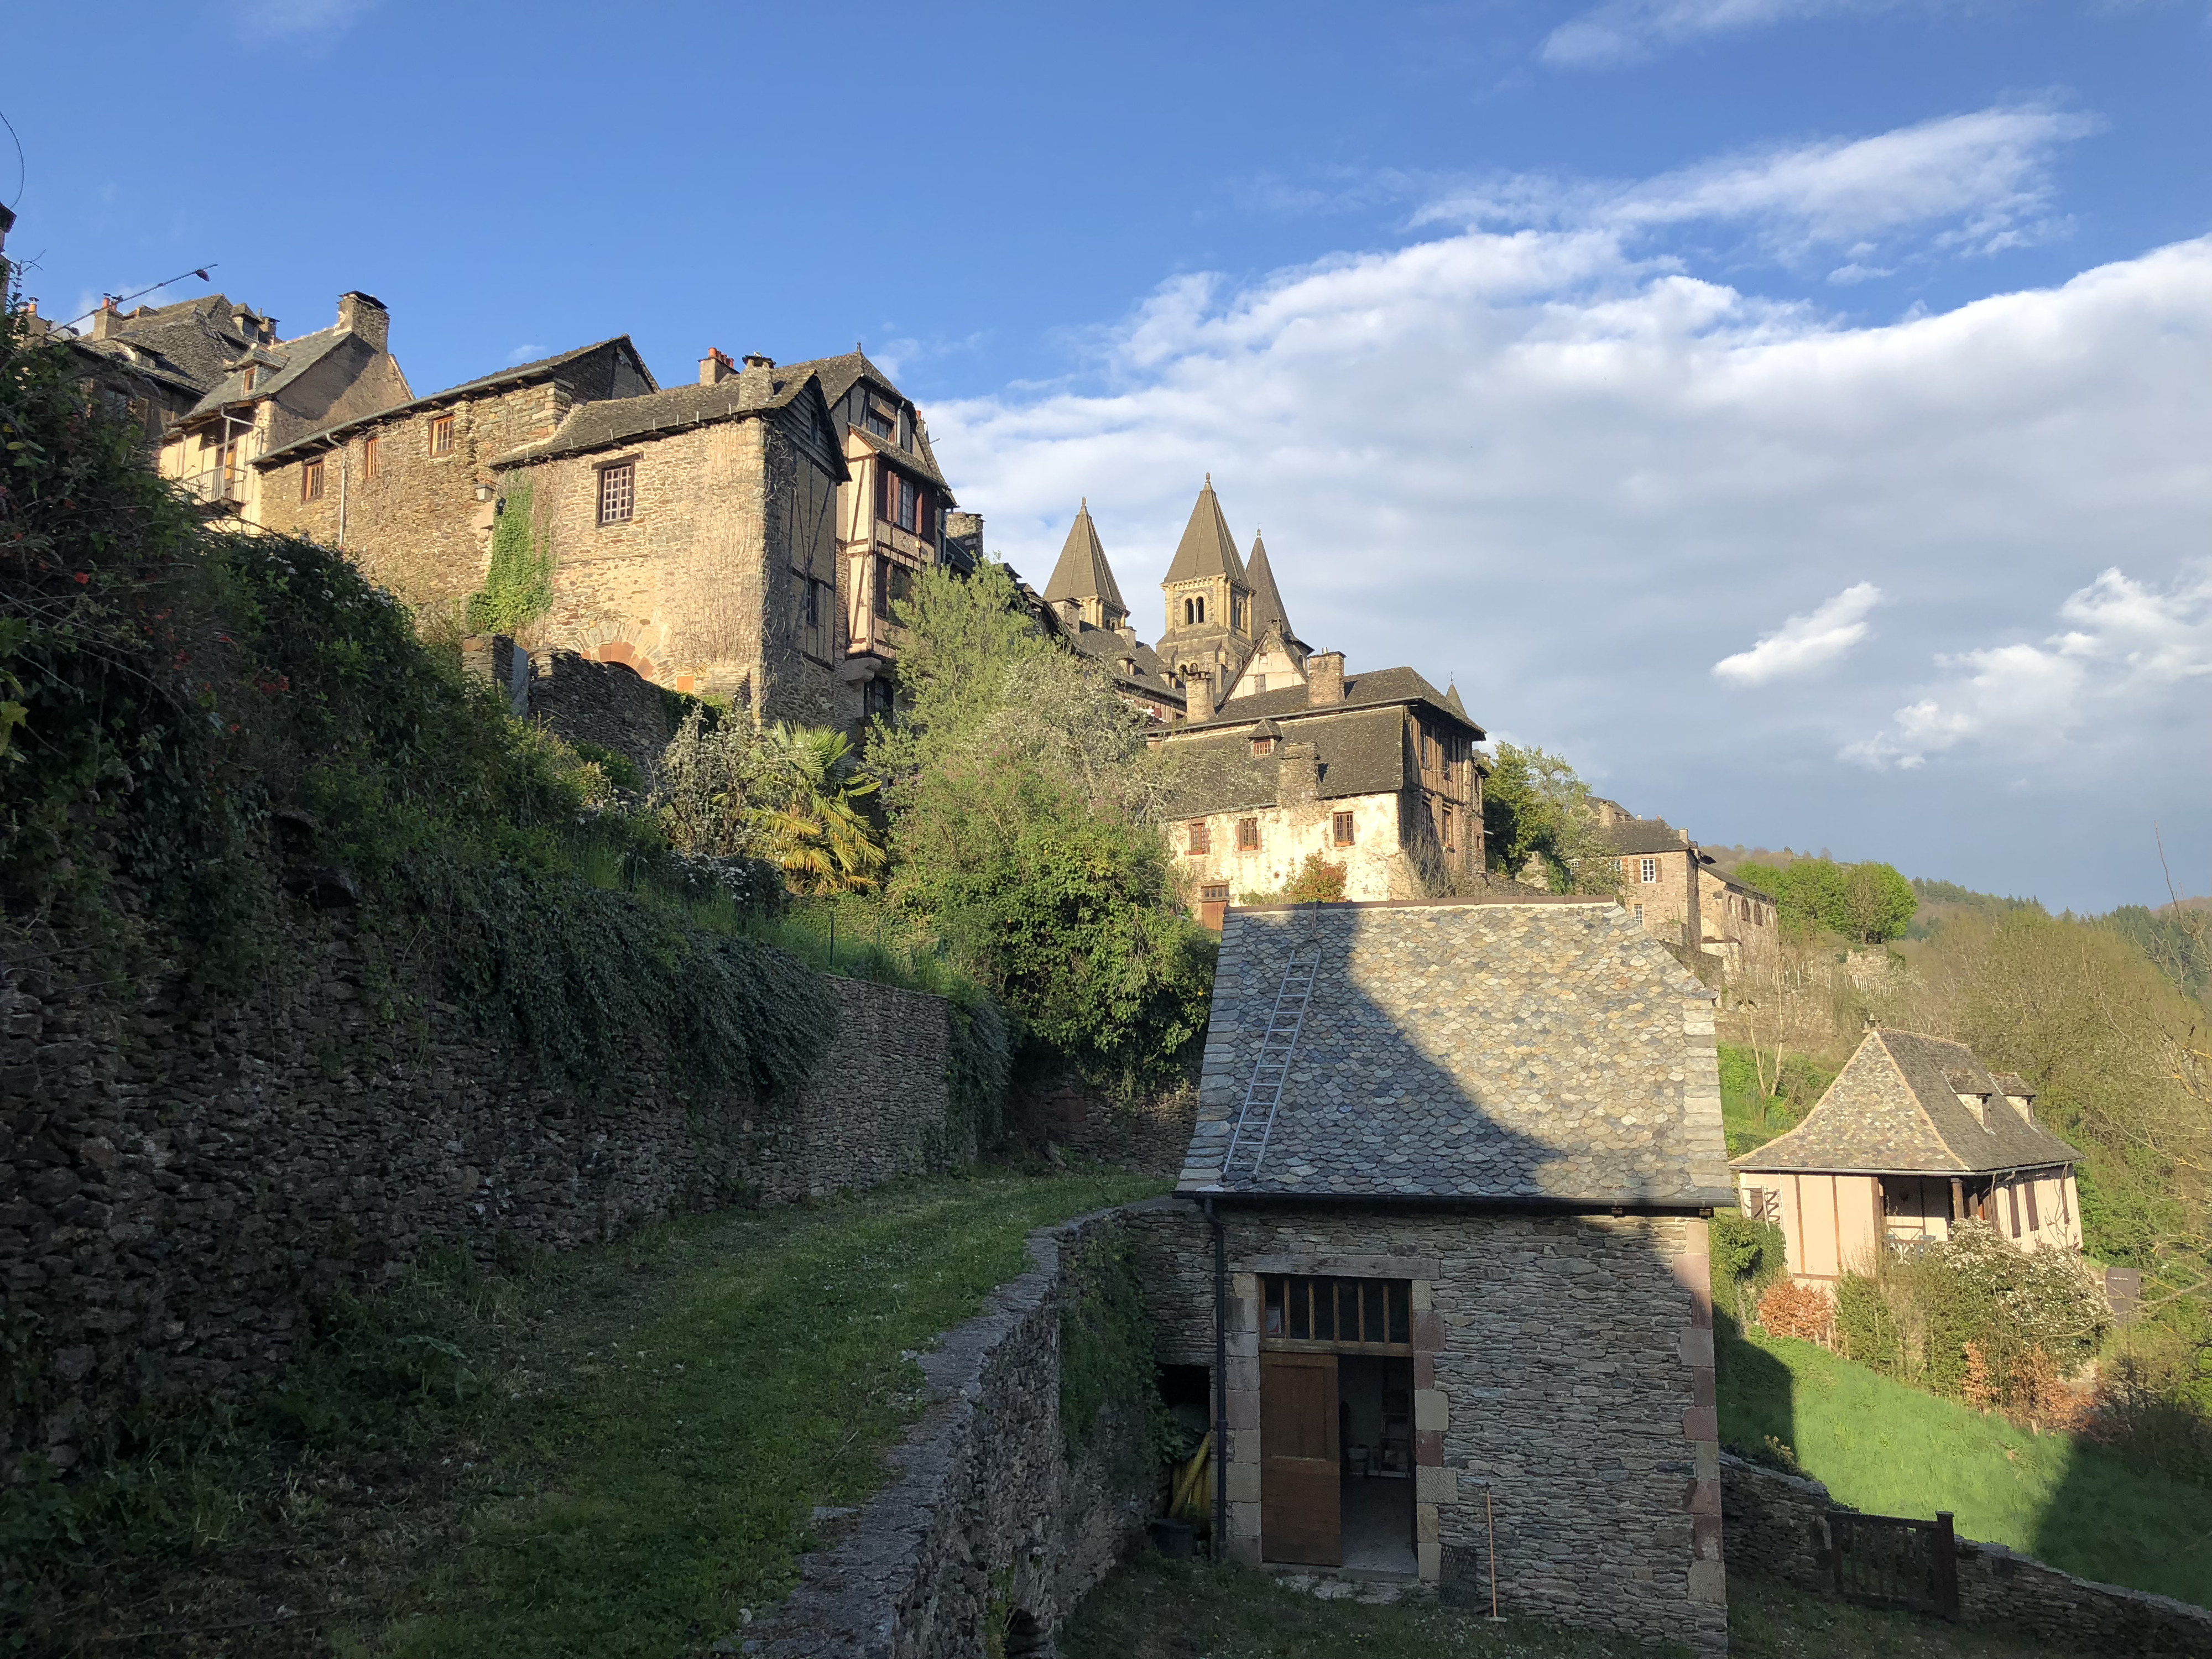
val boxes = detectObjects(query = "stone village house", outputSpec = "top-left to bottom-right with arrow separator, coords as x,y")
1032,483 -> 1488,916
246,306 -> 957,726
1732,1028 -> 2083,1286
1131,896 -> 1733,1656
1590,808 -> 1779,978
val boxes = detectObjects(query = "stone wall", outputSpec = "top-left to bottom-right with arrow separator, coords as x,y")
1723,1452 -> 2212,1656
752,1202 -> 1163,1659
0,937 -> 962,1479
1127,1199 -> 1727,1658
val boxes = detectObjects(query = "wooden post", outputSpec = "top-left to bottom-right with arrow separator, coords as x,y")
1933,1512 -> 1960,1622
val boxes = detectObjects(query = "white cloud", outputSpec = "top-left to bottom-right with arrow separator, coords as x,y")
234,0 -> 374,41
1541,0 -> 1892,67
1421,107 -> 2098,267
925,114 -> 2212,906
505,342 -> 546,366
1714,582 -> 1884,684
1845,565 -> 2212,768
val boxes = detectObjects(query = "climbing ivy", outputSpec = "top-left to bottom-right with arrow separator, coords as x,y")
464,480 -> 553,635
1058,1231 -> 1172,1460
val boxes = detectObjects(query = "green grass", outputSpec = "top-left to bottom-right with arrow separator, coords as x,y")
1719,1323 -> 2212,1607
1061,1557 -> 2063,1659
14,1171 -> 1166,1658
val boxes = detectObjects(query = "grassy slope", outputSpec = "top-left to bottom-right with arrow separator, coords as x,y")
1062,1558 -> 2062,1659
1719,1326 -> 2212,1607
353,1172 -> 1168,1658
24,1172 -> 1164,1658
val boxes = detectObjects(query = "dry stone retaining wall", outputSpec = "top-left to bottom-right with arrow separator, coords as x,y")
0,937 -> 960,1479
750,1202 -> 1162,1659
1723,1452 -> 2212,1656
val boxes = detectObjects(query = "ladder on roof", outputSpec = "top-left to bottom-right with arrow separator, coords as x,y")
1222,952 -> 1321,1182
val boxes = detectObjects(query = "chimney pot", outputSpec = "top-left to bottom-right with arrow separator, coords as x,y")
1308,651 -> 1346,707
701,347 -> 737,385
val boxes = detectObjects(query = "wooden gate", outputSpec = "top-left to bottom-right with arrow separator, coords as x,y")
1260,1351 -> 1339,1566
1830,1509 -> 1960,1621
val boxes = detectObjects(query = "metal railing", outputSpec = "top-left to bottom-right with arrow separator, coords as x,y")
176,465 -> 247,507
1829,1509 -> 1960,1621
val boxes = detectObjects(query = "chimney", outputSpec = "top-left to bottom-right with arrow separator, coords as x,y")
1278,740 -> 1320,807
1308,651 -> 1345,706
336,291 -> 389,351
1115,622 -> 1137,645
91,296 -> 123,340
742,352 -> 775,371
1186,673 -> 1214,723
700,347 -> 737,385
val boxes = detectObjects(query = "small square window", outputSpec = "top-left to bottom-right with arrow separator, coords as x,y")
1200,882 -> 1229,902
429,413 -> 455,456
1251,735 -> 1274,756
301,458 -> 324,502
1332,811 -> 1355,847
1633,902 -> 1644,921
362,434 -> 379,479
1187,821 -> 1211,855
1236,817 -> 1260,852
1640,857 -> 1657,884
598,461 -> 635,525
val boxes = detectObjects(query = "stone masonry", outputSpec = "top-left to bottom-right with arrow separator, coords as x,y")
0,933 -> 964,1480
752,1203 -> 1162,1659
1130,1200 -> 1726,1656
1723,1453 -> 2212,1656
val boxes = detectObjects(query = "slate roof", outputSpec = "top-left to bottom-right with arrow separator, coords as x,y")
1245,533 -> 1296,640
1733,1029 -> 2079,1177
848,421 -> 950,489
71,294 -> 262,396
1181,665 -> 1486,740
1594,818 -> 1692,856
777,348 -> 899,411
492,366 -> 833,467
257,338 -> 653,466
1163,476 -> 1250,587
1178,900 -> 1733,1206
1043,502 -> 1124,611
1160,705 -> 1408,817
184,324 -> 353,419
1061,618 -> 1184,705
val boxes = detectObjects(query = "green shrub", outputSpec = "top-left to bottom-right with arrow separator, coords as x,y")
1834,1270 -> 1903,1374
1709,1211 -> 1788,1328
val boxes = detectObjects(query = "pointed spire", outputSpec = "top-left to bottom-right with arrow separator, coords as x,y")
1162,476 -> 1249,589
1042,500 -> 1125,613
1245,531 -> 1292,641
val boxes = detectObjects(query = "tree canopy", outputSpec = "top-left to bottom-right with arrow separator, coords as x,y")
1735,856 -> 1916,943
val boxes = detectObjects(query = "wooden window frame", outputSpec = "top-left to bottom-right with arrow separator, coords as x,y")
362,433 -> 379,479
1251,735 -> 1275,756
1259,1275 -> 1413,1353
241,366 -> 257,393
1442,802 -> 1456,852
301,457 -> 324,502
1641,856 -> 1658,884
429,413 -> 455,456
1236,817 -> 1260,853
2007,1182 -> 2022,1238
597,460 -> 635,526
1187,820 -> 1211,855
1199,881 -> 1229,902
1332,811 -> 1355,848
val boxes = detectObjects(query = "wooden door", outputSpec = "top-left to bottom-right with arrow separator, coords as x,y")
1260,1351 -> 1340,1566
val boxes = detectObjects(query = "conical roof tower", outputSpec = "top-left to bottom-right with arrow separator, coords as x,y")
1162,474 -> 1250,587
1041,499 -> 1125,626
1245,531 -> 1295,644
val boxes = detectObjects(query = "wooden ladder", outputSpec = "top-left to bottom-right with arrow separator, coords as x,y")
1222,952 -> 1321,1182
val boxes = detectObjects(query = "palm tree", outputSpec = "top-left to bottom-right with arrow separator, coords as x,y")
749,722 -> 887,895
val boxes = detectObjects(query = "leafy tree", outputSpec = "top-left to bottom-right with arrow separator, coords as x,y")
660,713 -> 886,894
1481,743 -> 1614,893
1735,857 -> 1914,943
872,561 -> 1213,1088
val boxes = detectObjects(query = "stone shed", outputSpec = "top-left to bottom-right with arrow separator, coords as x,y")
1133,895 -> 1734,1656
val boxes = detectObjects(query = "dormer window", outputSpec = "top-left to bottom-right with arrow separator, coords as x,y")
1251,736 -> 1275,756
863,397 -> 897,440
241,366 -> 257,393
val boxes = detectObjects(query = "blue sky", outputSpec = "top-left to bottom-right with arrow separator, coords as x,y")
7,0 -> 2209,910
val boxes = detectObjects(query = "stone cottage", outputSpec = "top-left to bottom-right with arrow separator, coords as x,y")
1133,897 -> 1733,1656
1733,1029 -> 2083,1285
1159,662 -> 1488,911
1592,811 -> 1778,977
